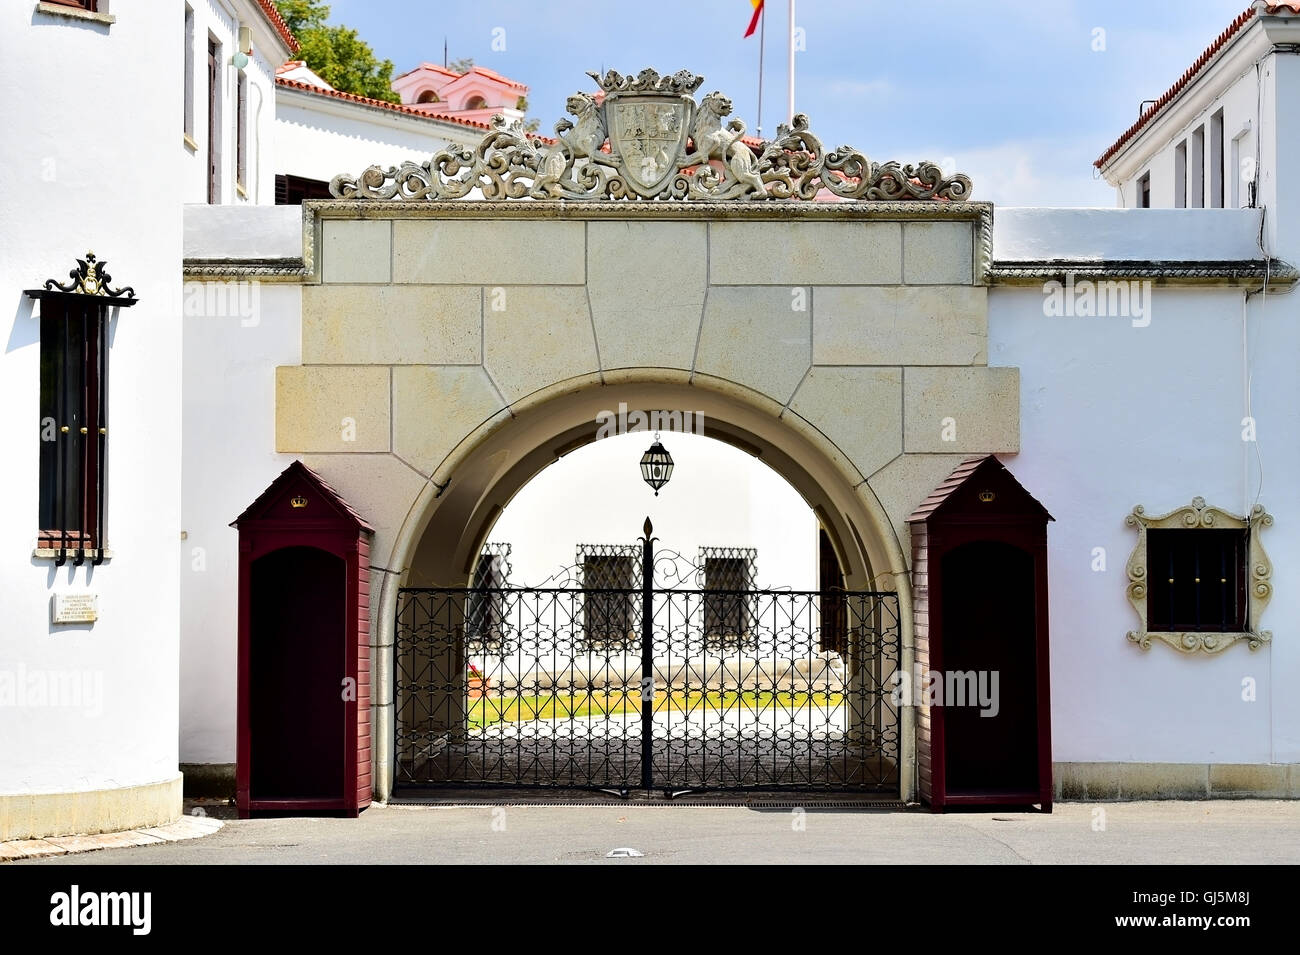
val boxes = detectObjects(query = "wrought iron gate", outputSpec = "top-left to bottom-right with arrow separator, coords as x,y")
394,524 -> 900,793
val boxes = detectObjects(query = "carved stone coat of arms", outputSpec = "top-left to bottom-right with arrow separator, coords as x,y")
331,67 -> 973,203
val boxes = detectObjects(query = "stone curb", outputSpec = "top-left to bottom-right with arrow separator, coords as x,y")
0,814 -> 223,862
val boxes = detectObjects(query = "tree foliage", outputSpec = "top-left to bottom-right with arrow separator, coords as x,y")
516,97 -> 540,134
276,0 -> 399,103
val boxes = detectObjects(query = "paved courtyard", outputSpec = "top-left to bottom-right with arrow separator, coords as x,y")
13,800 -> 1300,865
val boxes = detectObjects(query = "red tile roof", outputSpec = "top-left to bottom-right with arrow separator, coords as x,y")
394,62 -> 461,81
394,63 -> 529,90
462,65 -> 529,90
276,76 -> 558,145
256,0 -> 300,55
276,76 -> 495,132
906,456 -> 989,523
1095,3 -> 1300,169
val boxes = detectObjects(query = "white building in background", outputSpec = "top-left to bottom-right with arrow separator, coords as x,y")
1097,1 -> 1300,257
181,0 -> 296,205
274,61 -> 496,202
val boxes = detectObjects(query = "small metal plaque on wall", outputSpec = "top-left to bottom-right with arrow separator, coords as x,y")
52,593 -> 98,624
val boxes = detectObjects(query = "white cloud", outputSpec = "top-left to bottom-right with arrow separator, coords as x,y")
909,137 -> 1118,207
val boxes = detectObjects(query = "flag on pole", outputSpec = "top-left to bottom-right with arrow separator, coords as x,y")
744,0 -> 764,37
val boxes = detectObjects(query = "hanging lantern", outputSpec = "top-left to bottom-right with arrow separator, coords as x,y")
640,436 -> 674,496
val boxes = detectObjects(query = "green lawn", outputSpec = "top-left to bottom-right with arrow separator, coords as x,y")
468,689 -> 844,730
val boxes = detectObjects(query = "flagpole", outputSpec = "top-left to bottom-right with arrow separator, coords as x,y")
756,4 -> 765,136
787,0 -> 795,123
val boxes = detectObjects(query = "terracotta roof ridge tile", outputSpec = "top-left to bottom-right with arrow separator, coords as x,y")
256,0 -> 300,55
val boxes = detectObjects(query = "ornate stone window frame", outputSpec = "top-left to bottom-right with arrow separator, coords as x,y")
1125,496 -> 1273,653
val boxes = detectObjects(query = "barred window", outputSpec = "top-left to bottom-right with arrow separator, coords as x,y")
27,262 -> 136,563
1146,528 -> 1248,633
1124,496 -> 1271,654
466,544 -> 510,649
701,548 -> 756,650
579,546 -> 638,648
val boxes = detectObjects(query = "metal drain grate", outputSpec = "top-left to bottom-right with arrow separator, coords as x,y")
387,793 -> 910,810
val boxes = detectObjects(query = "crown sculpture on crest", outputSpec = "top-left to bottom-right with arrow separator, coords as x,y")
331,67 -> 973,202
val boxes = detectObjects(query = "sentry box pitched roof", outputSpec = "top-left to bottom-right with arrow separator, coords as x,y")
907,455 -> 1054,525
231,460 -> 373,533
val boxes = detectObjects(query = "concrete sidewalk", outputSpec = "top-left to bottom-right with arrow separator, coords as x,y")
12,800 -> 1300,864
1,814 -> 224,862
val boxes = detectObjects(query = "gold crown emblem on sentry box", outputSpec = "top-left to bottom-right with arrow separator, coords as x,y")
290,495 -> 308,509
978,490 -> 996,503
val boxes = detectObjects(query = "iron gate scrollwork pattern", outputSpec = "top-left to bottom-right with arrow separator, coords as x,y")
394,528 -> 900,792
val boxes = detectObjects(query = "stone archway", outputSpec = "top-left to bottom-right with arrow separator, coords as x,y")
272,66 -> 1020,799
401,374 -> 901,591
274,198 -> 1020,801
382,371 -> 914,796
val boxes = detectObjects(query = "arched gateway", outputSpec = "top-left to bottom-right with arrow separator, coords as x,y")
269,68 -> 1020,802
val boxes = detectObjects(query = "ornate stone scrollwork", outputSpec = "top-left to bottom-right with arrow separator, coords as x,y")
330,67 -> 974,202
1124,496 -> 1273,654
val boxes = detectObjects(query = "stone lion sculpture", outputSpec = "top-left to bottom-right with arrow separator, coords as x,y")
683,91 -> 766,197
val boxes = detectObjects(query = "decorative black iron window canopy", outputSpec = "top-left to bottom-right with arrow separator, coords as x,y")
25,253 -> 137,567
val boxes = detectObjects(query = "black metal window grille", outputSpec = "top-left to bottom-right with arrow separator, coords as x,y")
1147,528 -> 1249,632
578,545 -> 638,648
37,296 -> 108,564
700,548 -> 757,650
465,543 -> 511,650
27,256 -> 135,566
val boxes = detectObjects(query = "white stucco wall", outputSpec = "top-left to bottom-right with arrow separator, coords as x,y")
988,279 -> 1298,764
275,91 -> 464,187
184,203 -> 303,260
994,208 -> 1265,262
0,1 -> 182,793
1269,53 -> 1300,263
180,283 -> 300,762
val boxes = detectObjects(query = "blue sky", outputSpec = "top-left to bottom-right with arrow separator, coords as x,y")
325,0 -> 1249,206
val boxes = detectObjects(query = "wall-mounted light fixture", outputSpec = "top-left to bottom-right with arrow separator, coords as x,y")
232,23 -> 252,69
